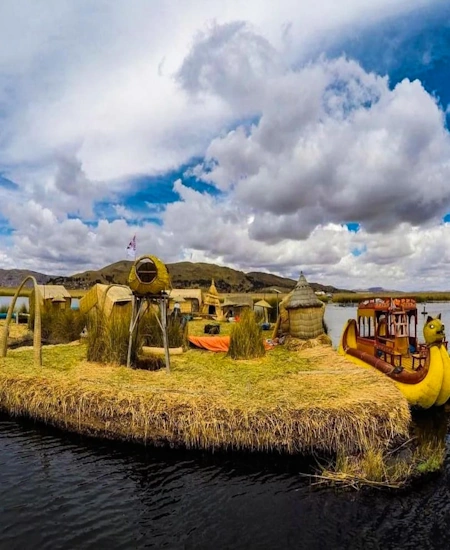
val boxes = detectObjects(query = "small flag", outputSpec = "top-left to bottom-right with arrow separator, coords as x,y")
126,235 -> 136,259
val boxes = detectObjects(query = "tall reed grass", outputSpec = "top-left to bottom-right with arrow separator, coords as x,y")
86,310 -> 130,365
86,307 -> 189,365
39,308 -> 86,344
228,309 -> 265,360
139,311 -> 188,349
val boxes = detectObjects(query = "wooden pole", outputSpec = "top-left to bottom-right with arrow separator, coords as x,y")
271,315 -> 281,340
160,295 -> 171,372
127,295 -> 138,368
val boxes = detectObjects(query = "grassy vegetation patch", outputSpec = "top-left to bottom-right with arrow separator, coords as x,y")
228,310 -> 265,360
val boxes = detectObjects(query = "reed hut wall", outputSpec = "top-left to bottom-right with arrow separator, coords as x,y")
222,303 -> 251,318
201,294 -> 222,317
79,284 -> 133,318
279,301 -> 290,333
253,300 -> 272,323
29,285 -> 72,318
287,305 -> 325,339
168,289 -> 202,314
222,295 -> 253,318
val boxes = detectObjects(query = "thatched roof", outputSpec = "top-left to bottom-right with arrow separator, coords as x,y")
79,284 -> 132,316
222,295 -> 254,308
168,288 -> 202,306
35,285 -> 71,300
284,272 -> 323,310
254,299 -> 272,309
207,279 -> 219,296
203,279 -> 221,307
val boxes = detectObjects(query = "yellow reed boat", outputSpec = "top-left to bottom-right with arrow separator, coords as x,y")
338,297 -> 450,409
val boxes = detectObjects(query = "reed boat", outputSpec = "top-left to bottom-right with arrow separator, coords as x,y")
338,297 -> 450,408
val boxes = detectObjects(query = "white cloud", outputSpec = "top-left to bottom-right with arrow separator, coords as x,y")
194,55 -> 450,239
1,1 -> 449,290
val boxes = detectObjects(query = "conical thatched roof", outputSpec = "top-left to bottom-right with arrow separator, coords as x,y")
254,299 -> 272,309
284,272 -> 323,309
207,279 -> 219,296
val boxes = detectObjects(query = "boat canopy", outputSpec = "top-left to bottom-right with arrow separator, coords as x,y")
358,297 -> 417,318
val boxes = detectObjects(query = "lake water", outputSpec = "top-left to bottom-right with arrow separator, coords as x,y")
0,296 -> 79,310
2,302 -> 450,548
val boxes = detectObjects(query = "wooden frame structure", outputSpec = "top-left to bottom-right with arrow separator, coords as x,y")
126,255 -> 172,372
126,292 -> 171,372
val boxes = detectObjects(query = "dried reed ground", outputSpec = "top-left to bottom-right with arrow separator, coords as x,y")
0,321 -> 410,456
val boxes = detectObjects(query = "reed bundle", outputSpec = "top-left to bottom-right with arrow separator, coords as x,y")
228,310 -> 265,360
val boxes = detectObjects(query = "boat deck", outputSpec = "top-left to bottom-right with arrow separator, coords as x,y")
356,336 -> 428,373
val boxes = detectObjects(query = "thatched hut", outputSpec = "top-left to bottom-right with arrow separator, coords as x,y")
280,272 -> 325,339
79,284 -> 133,318
168,289 -> 202,314
254,299 -> 272,323
222,295 -> 254,319
29,285 -> 72,315
201,279 -> 222,317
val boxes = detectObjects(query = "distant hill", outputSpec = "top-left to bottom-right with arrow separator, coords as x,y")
0,268 -> 53,287
0,261 -> 348,294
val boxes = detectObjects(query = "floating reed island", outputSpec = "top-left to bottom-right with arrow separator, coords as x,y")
0,320 -> 410,457
0,262 -> 445,488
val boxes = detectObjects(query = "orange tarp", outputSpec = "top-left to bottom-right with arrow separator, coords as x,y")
188,335 -> 273,352
188,335 -> 231,352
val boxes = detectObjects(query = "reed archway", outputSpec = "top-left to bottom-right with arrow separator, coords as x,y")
0,276 -> 42,367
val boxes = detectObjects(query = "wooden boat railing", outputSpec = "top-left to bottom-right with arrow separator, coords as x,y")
375,341 -> 402,367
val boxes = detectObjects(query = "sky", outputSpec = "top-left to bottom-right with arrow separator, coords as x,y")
1,0 -> 450,290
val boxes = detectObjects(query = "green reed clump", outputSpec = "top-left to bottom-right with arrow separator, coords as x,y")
86,310 -> 131,365
40,308 -> 87,344
139,310 -> 188,349
228,309 -> 265,360
86,306 -> 188,366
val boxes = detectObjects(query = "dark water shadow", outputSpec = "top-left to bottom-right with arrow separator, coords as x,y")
2,410 -> 450,550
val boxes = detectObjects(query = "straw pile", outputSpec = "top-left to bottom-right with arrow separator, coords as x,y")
0,342 -> 410,456
285,334 -> 332,351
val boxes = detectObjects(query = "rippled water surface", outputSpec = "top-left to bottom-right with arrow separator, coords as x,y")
1,413 -> 450,550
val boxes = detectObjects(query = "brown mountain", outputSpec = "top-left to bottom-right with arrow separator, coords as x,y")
0,268 -> 53,287
47,261 -> 298,292
1,261 -> 346,294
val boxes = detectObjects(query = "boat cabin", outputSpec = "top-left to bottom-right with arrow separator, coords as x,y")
356,297 -> 421,366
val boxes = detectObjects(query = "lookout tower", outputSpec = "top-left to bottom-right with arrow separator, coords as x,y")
126,255 -> 172,370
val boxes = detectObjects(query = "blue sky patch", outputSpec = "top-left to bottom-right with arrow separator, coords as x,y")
0,174 -> 18,190
103,159 -> 223,222
324,2 -> 450,119
345,222 -> 361,233
351,245 -> 367,257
